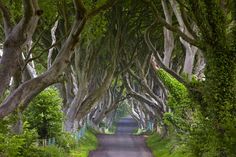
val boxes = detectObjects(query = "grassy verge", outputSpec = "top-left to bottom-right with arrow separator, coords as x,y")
146,133 -> 192,157
133,128 -> 143,135
104,126 -> 116,134
133,128 -> 153,135
70,130 -> 98,157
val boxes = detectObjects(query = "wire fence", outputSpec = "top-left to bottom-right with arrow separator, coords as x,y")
37,138 -> 56,146
74,125 -> 86,140
37,120 -> 152,147
147,121 -> 154,131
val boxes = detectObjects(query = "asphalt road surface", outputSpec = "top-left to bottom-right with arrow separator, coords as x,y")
89,117 -> 154,157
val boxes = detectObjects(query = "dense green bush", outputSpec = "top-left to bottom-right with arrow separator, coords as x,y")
24,88 -> 63,139
0,117 -> 69,157
147,132 -> 193,157
55,132 -> 77,153
0,88 -> 71,157
156,68 -> 236,156
37,145 -> 67,157
0,133 -> 24,156
0,112 -> 36,157
0,126 -> 39,157
157,69 -> 192,132
70,130 -> 98,157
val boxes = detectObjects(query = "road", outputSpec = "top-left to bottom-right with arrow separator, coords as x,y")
89,117 -> 154,157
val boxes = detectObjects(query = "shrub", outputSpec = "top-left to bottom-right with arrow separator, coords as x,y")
24,87 -> 63,139
55,132 -> 77,153
37,145 -> 67,157
0,128 -> 39,157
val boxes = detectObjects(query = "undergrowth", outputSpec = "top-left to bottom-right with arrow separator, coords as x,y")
70,130 -> 98,157
146,132 -> 193,157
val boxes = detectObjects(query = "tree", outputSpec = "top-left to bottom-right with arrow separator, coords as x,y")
0,0 -> 235,156
0,0 -> 117,118
24,88 -> 63,139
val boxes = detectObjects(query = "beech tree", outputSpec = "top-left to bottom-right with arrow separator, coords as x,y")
0,0 -> 116,118
0,0 -> 235,156
146,0 -> 236,156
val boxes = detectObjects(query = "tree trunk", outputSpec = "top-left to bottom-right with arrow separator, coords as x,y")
75,67 -> 116,121
0,0 -> 41,96
11,110 -> 23,134
160,124 -> 168,139
170,0 -> 198,77
162,0 -> 174,68
182,42 -> 197,75
0,15 -> 87,118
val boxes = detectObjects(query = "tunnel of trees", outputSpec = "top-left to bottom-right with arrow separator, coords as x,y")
0,0 -> 235,156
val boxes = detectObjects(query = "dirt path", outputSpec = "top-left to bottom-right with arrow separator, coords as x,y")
89,117 -> 154,157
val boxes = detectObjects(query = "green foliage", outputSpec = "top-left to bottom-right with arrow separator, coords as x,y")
186,2 -> 236,155
157,69 -> 192,132
0,133 -> 24,157
0,0 -> 22,25
115,100 -> 130,120
36,145 -> 67,157
55,132 -> 77,153
199,49 -> 236,156
0,111 -> 39,157
104,124 -> 117,134
82,13 -> 107,41
39,1 -> 59,23
0,116 -> 67,157
157,69 -> 189,102
147,132 -> 192,157
156,64 -> 236,156
133,128 -> 151,135
185,5 -> 236,157
0,115 -> 93,157
0,127 -> 40,157
70,130 -> 98,157
0,114 -> 12,134
24,88 -> 63,139
185,106 -> 236,157
81,0 -> 109,42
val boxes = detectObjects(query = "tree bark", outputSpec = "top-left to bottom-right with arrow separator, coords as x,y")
0,0 -> 41,96
170,0 -> 198,76
0,7 -> 87,118
161,0 -> 174,68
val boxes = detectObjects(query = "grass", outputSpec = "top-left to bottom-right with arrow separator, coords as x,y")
146,133 -> 193,157
133,128 -> 153,135
133,128 -> 143,135
70,130 -> 98,157
100,122 -> 117,134
104,126 -> 116,134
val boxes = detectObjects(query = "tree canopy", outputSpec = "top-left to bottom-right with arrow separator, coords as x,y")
0,0 -> 235,156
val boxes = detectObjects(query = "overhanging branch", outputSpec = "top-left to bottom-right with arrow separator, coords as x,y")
144,24 -> 188,86
0,1 -> 12,35
88,0 -> 118,18
146,1 -> 201,48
